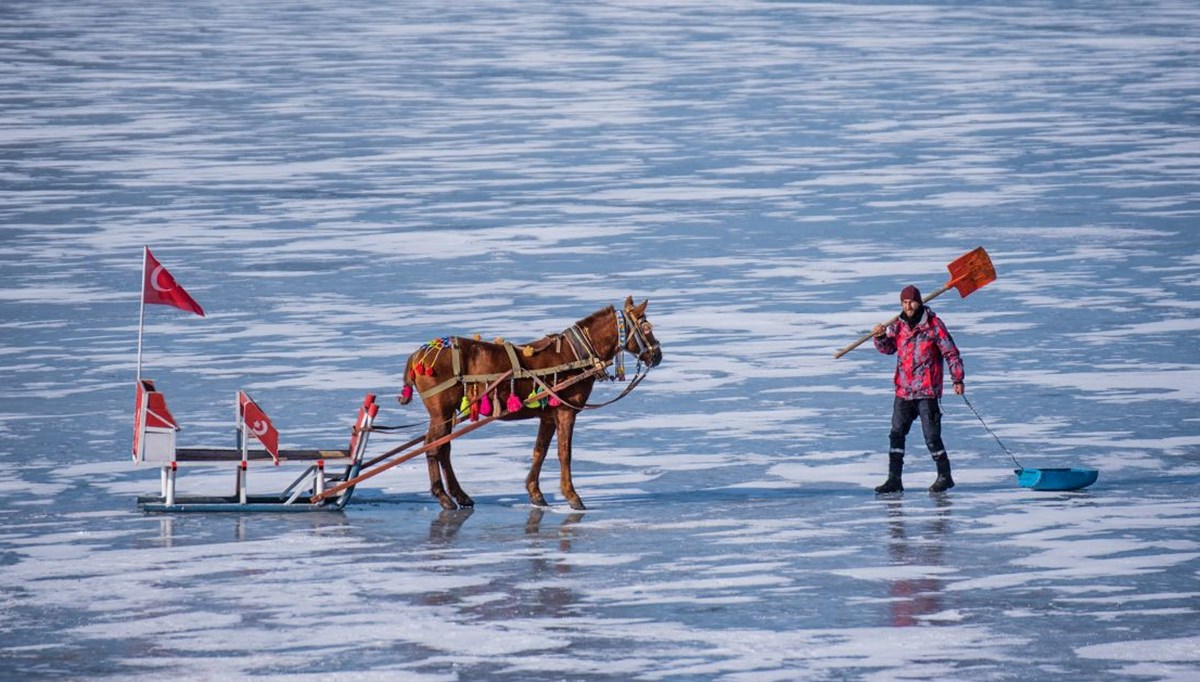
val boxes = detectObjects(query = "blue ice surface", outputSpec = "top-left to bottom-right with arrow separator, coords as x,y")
1,1 -> 1197,679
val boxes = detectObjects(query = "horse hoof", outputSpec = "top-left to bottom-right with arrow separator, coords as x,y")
568,498 -> 587,511
456,497 -> 475,508
435,496 -> 457,511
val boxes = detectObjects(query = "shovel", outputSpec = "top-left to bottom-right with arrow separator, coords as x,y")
834,246 -> 997,359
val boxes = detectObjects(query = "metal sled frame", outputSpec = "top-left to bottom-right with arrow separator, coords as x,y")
133,380 -> 379,513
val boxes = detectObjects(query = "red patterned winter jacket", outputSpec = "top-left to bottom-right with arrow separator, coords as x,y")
873,307 -> 964,400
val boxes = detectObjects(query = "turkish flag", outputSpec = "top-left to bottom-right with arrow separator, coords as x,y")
239,391 -> 280,463
143,247 -> 205,316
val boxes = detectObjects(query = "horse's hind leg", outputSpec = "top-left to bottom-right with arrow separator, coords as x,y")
439,449 -> 474,508
424,421 -> 457,510
525,415 -> 555,507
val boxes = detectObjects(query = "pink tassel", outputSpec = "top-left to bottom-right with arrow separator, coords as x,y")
548,395 -> 561,407
480,393 -> 492,416
401,385 -> 413,401
506,393 -> 523,412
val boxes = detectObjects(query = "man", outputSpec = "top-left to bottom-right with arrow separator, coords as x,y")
872,285 -> 965,493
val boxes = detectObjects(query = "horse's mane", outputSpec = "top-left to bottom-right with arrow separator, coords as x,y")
510,305 -> 614,349
575,305 -> 615,330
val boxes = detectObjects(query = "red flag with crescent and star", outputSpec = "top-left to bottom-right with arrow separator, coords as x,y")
238,390 -> 280,463
143,247 -> 205,316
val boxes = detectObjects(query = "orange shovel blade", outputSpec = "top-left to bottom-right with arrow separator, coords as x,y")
946,246 -> 996,298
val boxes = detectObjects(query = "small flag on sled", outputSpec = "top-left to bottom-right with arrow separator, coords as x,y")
136,247 -> 206,383
238,390 -> 280,464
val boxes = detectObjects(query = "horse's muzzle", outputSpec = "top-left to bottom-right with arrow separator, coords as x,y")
648,347 -> 663,368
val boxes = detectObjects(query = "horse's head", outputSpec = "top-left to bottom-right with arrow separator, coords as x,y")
621,296 -> 662,368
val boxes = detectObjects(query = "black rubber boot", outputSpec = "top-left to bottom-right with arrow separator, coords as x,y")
874,454 -> 904,494
929,455 -> 955,493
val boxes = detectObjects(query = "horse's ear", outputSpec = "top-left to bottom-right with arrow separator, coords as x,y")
634,299 -> 648,315
623,295 -> 634,309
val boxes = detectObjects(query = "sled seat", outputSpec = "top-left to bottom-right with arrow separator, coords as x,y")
174,447 -> 350,463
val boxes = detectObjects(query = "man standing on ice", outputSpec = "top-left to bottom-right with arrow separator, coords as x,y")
871,285 -> 965,494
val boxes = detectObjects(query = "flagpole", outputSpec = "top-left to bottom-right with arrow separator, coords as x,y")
136,246 -> 147,385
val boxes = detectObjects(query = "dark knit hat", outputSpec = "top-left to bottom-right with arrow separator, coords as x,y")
900,285 -> 921,302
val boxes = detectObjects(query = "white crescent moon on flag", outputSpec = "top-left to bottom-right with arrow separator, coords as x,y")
250,420 -> 270,437
149,265 -> 176,293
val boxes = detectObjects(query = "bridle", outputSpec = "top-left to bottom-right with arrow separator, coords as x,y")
542,305 -> 659,410
615,307 -> 659,376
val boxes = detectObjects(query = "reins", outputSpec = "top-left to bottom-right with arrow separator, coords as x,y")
526,359 -> 649,411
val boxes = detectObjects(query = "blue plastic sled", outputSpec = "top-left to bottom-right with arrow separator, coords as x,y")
1015,467 -> 1098,491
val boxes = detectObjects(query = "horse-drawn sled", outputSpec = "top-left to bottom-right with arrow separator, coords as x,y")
133,297 -> 662,513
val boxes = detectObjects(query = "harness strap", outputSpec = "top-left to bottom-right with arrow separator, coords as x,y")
614,311 -> 627,379
424,376 -> 460,398
417,344 -> 598,400
565,326 -> 593,363
503,342 -> 526,378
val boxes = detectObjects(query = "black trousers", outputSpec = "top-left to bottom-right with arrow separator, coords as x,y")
889,397 -> 947,459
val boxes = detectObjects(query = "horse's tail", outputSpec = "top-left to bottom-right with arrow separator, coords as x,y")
398,352 -> 416,405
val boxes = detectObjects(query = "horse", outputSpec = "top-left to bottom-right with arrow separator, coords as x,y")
398,296 -> 662,511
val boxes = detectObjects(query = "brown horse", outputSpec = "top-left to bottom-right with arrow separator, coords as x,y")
398,296 -> 662,510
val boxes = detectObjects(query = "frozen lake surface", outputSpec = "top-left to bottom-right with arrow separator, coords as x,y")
2,1 -> 1198,679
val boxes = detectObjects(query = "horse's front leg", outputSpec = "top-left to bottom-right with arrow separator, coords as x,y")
555,409 -> 586,510
526,414 -> 555,507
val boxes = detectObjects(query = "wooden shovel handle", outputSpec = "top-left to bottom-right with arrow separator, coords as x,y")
832,282 -> 953,359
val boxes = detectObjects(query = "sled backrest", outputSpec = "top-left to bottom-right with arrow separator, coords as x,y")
347,393 -> 379,463
133,379 -> 179,464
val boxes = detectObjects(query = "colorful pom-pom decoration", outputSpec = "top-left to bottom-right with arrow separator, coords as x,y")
480,393 -> 493,416
470,402 -> 480,421
524,389 -> 542,409
522,345 -> 534,357
506,393 -> 523,412
548,395 -> 561,407
401,385 -> 413,401
458,395 -> 470,415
